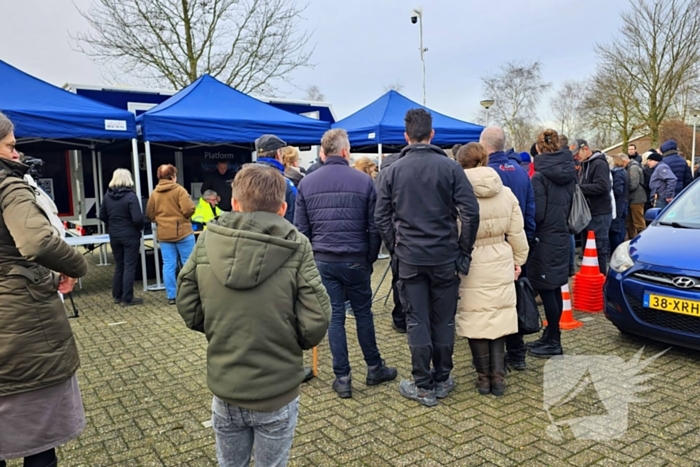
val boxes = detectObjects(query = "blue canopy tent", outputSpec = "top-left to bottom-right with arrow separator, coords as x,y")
136,74 -> 330,145
136,74 -> 330,291
332,90 -> 483,152
0,60 -> 149,287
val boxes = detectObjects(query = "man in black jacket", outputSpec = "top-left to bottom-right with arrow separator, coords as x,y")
572,139 -> 612,273
201,160 -> 233,211
295,129 -> 397,399
375,109 -> 480,407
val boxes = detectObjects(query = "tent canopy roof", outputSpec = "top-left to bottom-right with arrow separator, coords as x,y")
136,75 -> 330,144
333,91 -> 484,147
0,60 -> 136,141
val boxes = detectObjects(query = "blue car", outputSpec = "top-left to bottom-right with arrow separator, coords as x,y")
605,178 -> 700,349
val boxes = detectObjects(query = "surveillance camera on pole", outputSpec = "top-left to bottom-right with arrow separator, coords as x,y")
411,7 -> 427,105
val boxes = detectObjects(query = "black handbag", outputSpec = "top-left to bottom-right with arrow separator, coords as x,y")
516,277 -> 541,335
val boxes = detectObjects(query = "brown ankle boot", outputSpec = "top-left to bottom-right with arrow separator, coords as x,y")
469,339 -> 491,395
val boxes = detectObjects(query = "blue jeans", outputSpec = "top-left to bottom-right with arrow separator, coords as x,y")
211,396 -> 299,467
160,234 -> 195,299
315,261 -> 382,378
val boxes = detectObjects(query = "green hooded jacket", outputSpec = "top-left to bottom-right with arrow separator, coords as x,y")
176,211 -> 330,411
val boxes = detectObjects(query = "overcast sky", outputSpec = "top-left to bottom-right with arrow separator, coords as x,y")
1,0 -> 631,123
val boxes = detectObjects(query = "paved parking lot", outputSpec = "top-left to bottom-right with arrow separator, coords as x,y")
8,253 -> 700,466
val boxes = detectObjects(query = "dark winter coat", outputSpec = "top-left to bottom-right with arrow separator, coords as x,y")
258,158 -> 297,224
176,211 -> 330,411
610,167 -> 629,233
306,159 -> 323,175
99,187 -> 145,240
375,144 -> 480,267
487,151 -> 536,240
0,158 -> 88,396
662,150 -> 692,196
579,151 -> 612,216
528,150 -> 576,291
626,159 -> 646,205
201,170 -> 233,212
649,161 -> 677,202
294,156 -> 381,264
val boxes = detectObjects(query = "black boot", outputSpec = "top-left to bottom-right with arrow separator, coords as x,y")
526,327 -> 550,349
468,339 -> 490,395
490,338 -> 507,397
528,329 -> 563,358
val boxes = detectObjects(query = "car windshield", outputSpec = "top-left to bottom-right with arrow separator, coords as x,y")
657,180 -> 700,228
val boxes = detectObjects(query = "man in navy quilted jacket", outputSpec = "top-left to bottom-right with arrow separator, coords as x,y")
294,128 -> 397,399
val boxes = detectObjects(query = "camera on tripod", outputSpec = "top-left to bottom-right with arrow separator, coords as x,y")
23,156 -> 44,179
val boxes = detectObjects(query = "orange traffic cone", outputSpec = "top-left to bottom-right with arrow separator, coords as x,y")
572,231 -> 605,313
559,284 -> 583,329
543,284 -> 583,330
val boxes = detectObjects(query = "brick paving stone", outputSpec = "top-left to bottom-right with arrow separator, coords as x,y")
3,254 -> 700,466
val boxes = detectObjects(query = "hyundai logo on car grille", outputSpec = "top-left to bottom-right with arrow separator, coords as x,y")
672,277 -> 698,289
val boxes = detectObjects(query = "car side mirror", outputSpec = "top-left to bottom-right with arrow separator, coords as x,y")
644,208 -> 661,222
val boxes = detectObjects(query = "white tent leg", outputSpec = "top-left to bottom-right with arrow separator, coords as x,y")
92,148 -> 109,266
145,141 -> 165,292
132,139 -> 148,292
378,143 -> 383,169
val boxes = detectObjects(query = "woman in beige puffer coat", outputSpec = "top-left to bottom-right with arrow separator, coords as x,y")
456,143 -> 529,397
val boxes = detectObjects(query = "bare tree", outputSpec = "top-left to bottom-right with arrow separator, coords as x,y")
579,62 -> 644,149
383,81 -> 405,93
659,119 -> 695,156
304,85 -> 325,102
597,0 -> 700,145
74,0 -> 314,95
550,80 -> 587,138
480,61 -> 551,150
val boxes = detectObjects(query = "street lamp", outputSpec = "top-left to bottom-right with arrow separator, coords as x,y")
411,7 -> 428,106
480,99 -> 495,126
692,109 -> 700,166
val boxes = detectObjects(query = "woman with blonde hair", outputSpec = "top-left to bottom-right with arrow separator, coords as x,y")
281,146 -> 304,187
455,143 -> 529,396
100,168 -> 145,306
146,164 -> 196,305
353,157 -> 378,179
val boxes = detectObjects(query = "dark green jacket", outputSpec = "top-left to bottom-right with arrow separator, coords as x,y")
176,211 -> 330,411
0,158 -> 88,396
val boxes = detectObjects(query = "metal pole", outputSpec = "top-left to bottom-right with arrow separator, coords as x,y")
91,148 -> 109,266
419,14 -> 426,106
486,108 -> 490,127
132,139 -> 148,292
693,120 -> 697,166
378,143 -> 383,169
145,141 -> 165,291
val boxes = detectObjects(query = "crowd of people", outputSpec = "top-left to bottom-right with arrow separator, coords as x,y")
2,101 -> 699,466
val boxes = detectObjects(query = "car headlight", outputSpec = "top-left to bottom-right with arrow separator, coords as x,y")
610,241 -> 634,273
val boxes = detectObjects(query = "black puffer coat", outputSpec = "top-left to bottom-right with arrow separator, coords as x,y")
528,150 -> 576,291
99,187 -> 144,240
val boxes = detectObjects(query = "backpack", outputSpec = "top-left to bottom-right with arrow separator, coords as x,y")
516,277 -> 541,335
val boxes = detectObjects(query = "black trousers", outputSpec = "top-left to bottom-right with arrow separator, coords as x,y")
390,256 -> 405,330
398,261 -> 459,390
0,448 -> 57,467
539,288 -> 563,341
111,237 -> 140,303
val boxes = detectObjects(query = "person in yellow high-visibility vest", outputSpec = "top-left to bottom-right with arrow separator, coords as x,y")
191,189 -> 222,230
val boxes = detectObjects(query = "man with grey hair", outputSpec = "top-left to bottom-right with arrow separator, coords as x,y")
479,126 -> 535,371
295,128 -> 397,399
191,189 -> 222,229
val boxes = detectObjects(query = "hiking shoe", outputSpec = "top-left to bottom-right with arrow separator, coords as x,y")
398,380 -> 438,407
121,297 -> 144,307
435,376 -> 455,399
366,361 -> 398,386
505,357 -> 527,372
168,299 -> 176,306
526,328 -> 549,349
528,341 -> 563,358
332,375 -> 352,399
